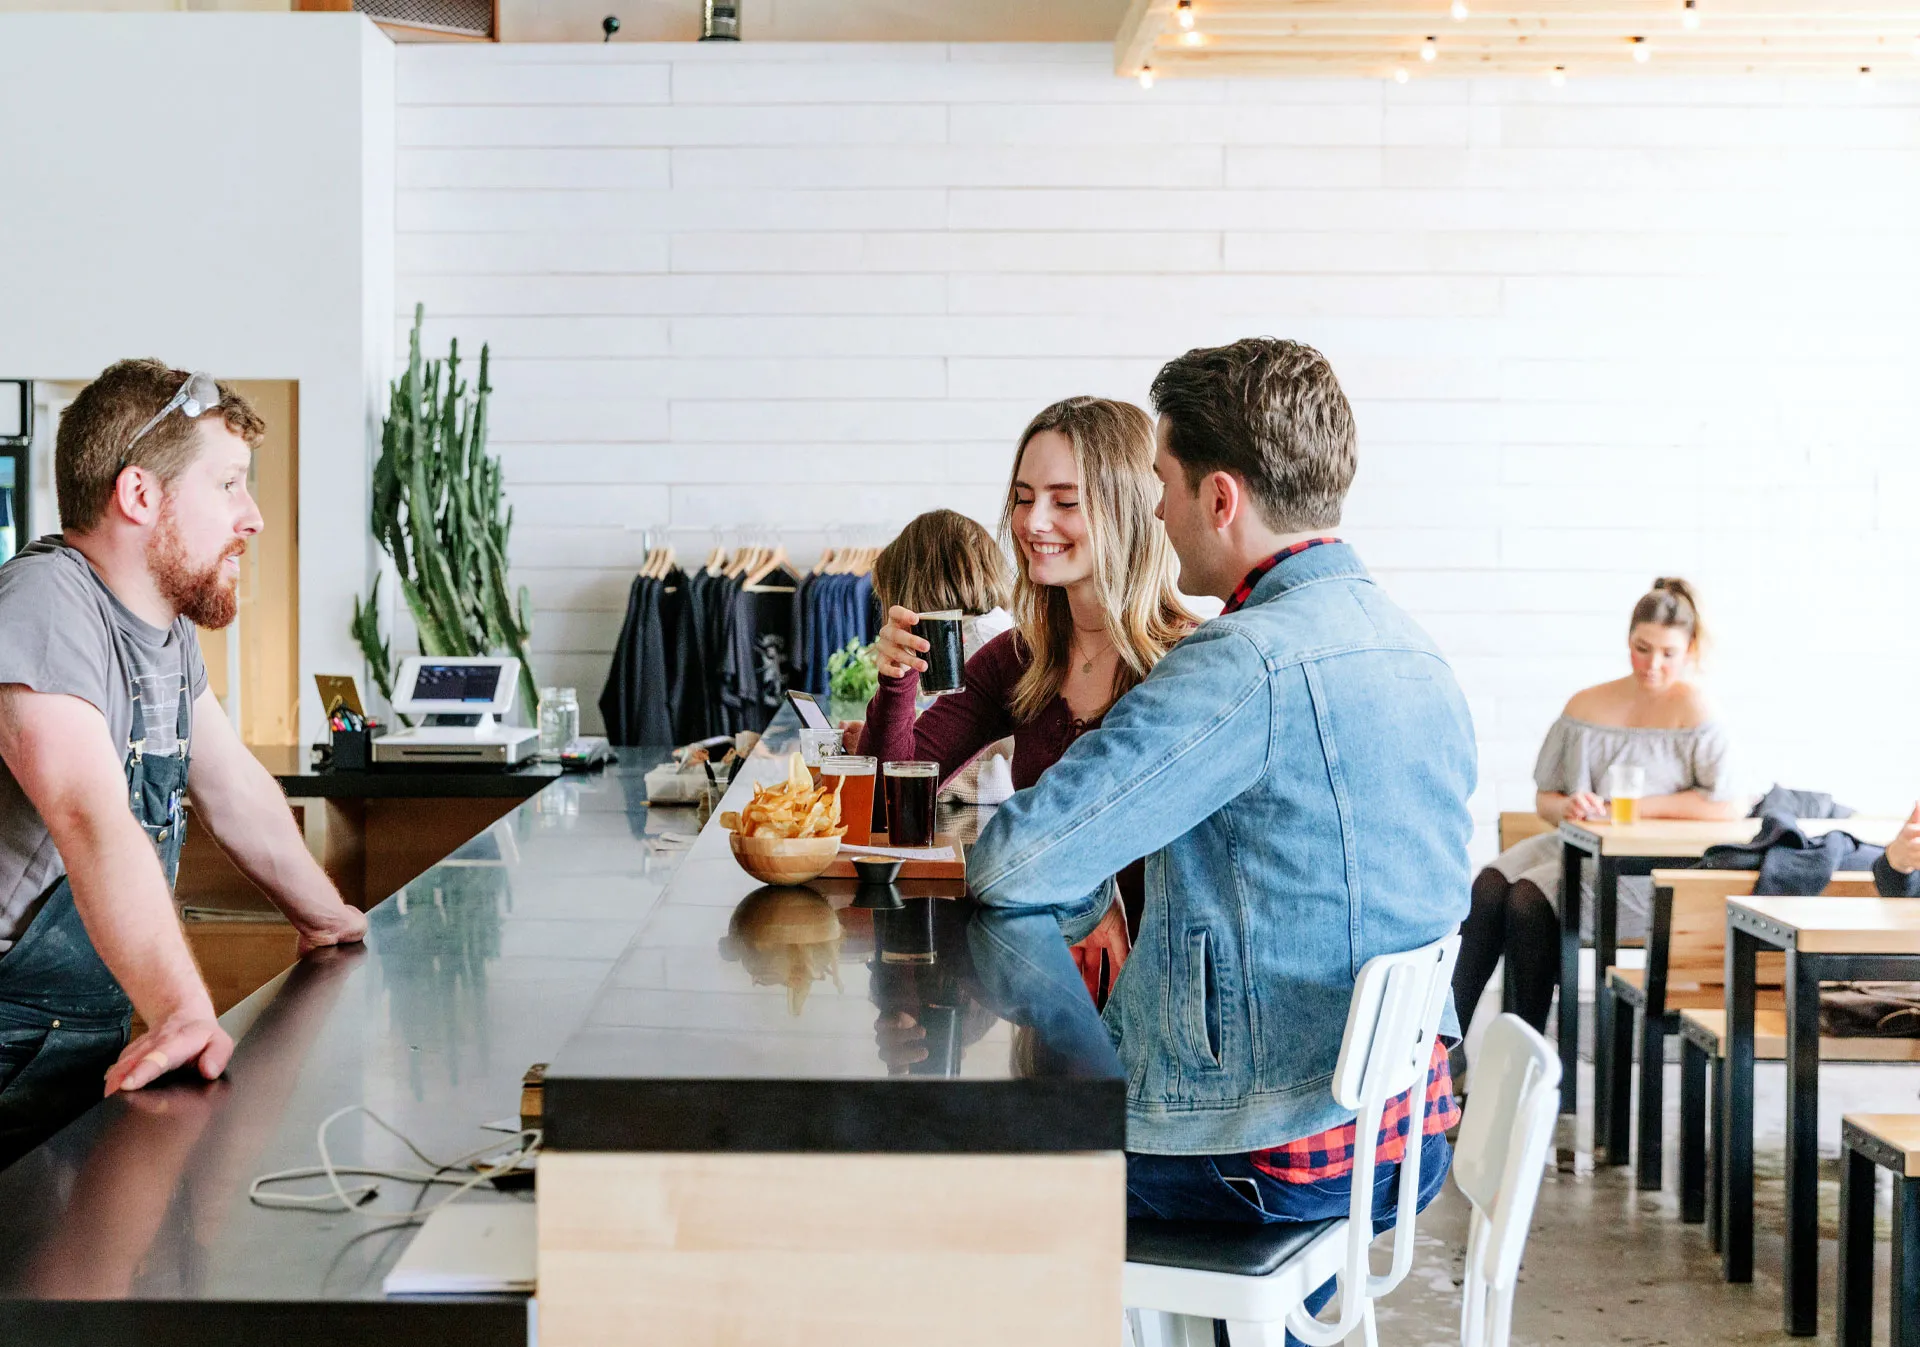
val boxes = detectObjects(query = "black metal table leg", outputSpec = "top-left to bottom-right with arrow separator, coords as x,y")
1637,1003 -> 1667,1189
1896,1175 -> 1920,1347
1680,1035 -> 1706,1224
1605,988 -> 1634,1164
1724,926 -> 1757,1284
1709,1053 -> 1725,1253
1593,857 -> 1622,1158
1783,948 -> 1821,1336
1558,838 -> 1584,1115
1837,1144 -> 1875,1347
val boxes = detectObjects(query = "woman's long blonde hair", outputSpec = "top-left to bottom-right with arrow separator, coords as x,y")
999,397 -> 1196,724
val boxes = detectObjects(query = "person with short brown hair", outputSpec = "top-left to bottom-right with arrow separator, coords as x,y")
0,361 -> 365,1167
870,509 -> 1013,662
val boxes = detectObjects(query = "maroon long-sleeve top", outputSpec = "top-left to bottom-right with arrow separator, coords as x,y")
857,630 -> 1144,938
857,630 -> 1092,795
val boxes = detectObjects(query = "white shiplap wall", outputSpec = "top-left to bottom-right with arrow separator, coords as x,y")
394,43 -> 1920,856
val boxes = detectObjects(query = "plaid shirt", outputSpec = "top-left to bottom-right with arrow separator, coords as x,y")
1221,538 -> 1342,614
1249,1040 -> 1458,1182
1226,538 -> 1456,1182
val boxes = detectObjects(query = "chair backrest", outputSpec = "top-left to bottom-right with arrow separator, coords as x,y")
1498,811 -> 1555,853
1452,1014 -> 1562,1347
1650,869 -> 1879,996
1286,933 -> 1460,1347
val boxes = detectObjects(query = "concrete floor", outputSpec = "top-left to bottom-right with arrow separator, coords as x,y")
1372,1055 -> 1920,1346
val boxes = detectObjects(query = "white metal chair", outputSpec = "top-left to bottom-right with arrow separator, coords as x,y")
1125,934 -> 1462,1347
1451,1013 -> 1560,1347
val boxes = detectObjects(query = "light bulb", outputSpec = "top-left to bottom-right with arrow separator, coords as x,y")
1451,0 -> 1469,19
1176,0 -> 1194,30
1421,36 -> 1438,62
1549,65 -> 1567,85
1182,28 -> 1202,45
1681,0 -> 1699,30
1633,37 -> 1650,62
1394,67 -> 1410,83
1138,66 -> 1155,89
1859,65 -> 1875,81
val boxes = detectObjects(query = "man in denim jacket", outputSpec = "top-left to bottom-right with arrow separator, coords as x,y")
969,339 -> 1477,1249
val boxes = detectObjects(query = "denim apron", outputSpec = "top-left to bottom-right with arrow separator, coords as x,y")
0,645 -> 192,1166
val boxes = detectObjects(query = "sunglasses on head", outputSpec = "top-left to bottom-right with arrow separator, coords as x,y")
120,371 -> 222,471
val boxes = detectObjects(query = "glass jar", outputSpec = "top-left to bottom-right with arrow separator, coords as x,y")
539,687 -> 579,757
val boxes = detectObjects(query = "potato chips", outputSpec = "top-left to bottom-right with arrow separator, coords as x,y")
718,753 -> 847,840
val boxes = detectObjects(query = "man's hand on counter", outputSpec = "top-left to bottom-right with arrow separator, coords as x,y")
294,906 -> 369,957
103,1008 -> 234,1096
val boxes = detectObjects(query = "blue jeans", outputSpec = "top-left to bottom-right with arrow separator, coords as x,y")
1128,1131 -> 1453,1347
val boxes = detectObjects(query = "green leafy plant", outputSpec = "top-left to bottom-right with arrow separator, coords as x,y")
352,304 -> 537,716
826,639 -> 879,707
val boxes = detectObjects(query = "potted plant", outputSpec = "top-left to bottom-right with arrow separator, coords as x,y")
351,304 -> 538,719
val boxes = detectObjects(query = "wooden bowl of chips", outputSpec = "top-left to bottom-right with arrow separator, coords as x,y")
720,752 -> 847,885
728,832 -> 842,886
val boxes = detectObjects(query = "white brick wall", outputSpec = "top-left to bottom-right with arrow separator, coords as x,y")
395,43 -> 1920,856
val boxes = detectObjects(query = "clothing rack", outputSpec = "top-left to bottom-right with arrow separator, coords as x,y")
601,526 -> 885,746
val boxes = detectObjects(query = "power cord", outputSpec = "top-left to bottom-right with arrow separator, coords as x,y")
249,1104 -> 541,1228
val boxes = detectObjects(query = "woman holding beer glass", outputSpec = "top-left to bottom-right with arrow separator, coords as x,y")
1451,577 -> 1743,1041
856,397 -> 1196,1002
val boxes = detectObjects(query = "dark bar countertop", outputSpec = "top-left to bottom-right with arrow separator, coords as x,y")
544,715 -> 1126,1155
0,711 -> 1123,1344
0,752 -> 674,1347
252,744 -> 563,800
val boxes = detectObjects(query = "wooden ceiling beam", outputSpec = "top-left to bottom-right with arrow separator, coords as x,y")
1116,0 -> 1920,73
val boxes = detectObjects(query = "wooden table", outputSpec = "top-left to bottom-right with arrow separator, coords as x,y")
1723,896 -> 1920,1336
1556,817 -> 1900,1130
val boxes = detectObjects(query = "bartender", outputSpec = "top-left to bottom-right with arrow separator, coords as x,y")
0,360 -> 366,1166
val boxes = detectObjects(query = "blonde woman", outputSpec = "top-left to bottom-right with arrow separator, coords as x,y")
857,397 -> 1195,999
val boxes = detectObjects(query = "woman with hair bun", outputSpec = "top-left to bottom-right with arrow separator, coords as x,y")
1451,577 -> 1746,1038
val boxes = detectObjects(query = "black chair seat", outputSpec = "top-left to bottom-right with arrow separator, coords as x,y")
1127,1216 -> 1343,1277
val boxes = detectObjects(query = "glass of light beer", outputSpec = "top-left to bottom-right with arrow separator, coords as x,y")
1607,764 -> 1646,826
819,755 -> 877,846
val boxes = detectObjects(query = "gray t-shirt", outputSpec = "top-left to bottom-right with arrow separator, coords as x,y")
0,536 -> 208,949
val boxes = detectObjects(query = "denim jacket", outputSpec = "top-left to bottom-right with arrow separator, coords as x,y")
968,543 -> 1477,1156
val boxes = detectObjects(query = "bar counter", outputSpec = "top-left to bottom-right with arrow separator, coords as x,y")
0,715 -> 1128,1346
0,753 -> 673,1347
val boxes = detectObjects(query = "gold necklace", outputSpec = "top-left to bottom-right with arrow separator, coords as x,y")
1070,632 -> 1113,675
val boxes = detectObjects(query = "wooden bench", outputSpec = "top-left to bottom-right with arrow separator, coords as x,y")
1677,1010 -> 1920,1251
1604,870 -> 1878,1190
1497,810 -> 1554,853
1840,1113 -> 1920,1347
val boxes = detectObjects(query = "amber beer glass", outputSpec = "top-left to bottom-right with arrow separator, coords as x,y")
1607,764 -> 1646,826
819,755 -> 877,846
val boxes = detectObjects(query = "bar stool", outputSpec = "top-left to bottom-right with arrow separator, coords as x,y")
1124,935 -> 1460,1347
1123,1006 -> 1560,1347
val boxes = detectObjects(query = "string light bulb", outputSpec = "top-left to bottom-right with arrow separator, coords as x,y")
1548,64 -> 1567,85
1451,0 -> 1469,19
1138,65 -> 1155,89
1182,28 -> 1202,45
1176,0 -> 1195,30
1394,66 -> 1410,83
1681,0 -> 1699,31
1632,36 -> 1650,63
1421,35 -> 1438,61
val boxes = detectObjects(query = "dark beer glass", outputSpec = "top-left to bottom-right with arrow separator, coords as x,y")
913,610 -> 966,695
883,760 -> 939,847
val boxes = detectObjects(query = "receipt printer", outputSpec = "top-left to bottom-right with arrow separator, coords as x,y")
371,656 -> 539,768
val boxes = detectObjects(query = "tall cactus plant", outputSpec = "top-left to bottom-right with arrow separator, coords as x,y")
352,304 -> 538,717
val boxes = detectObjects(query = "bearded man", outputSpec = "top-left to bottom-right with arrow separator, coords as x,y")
0,361 -> 366,1167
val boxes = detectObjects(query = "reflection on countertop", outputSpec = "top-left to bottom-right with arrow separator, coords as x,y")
0,753 -> 678,1343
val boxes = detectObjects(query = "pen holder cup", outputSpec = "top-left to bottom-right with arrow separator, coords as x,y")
330,727 -> 373,772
